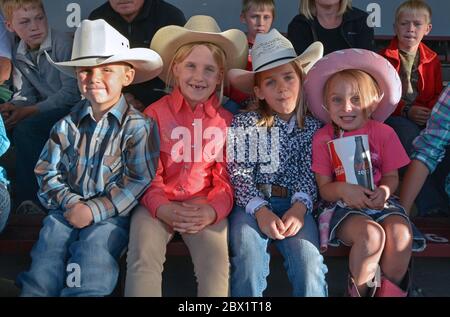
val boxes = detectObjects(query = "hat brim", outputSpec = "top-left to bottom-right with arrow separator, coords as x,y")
150,26 -> 248,84
228,41 -> 323,95
45,48 -> 163,84
304,48 -> 402,123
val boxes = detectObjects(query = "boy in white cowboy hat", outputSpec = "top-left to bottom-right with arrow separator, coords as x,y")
305,48 -> 426,297
16,19 -> 162,297
227,29 -> 328,297
0,0 -> 81,210
124,15 -> 247,297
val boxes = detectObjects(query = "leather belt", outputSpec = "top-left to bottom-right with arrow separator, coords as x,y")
257,184 -> 290,199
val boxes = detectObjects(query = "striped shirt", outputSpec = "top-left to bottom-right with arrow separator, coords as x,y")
35,96 -> 160,223
412,84 -> 450,199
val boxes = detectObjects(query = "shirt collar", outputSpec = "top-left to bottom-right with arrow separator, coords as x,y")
17,28 -> 52,57
274,114 -> 297,134
170,87 -> 219,118
76,95 -> 129,126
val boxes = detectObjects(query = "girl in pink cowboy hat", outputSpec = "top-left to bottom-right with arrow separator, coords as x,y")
304,48 -> 426,297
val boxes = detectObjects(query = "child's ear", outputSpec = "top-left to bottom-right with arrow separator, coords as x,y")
240,13 -> 247,25
4,20 -> 14,33
254,86 -> 264,100
123,67 -> 135,87
425,23 -> 432,36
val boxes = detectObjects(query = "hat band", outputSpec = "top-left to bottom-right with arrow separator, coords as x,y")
254,56 -> 297,72
71,55 -> 113,62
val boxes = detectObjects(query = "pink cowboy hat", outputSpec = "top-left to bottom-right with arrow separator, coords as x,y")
303,48 -> 402,123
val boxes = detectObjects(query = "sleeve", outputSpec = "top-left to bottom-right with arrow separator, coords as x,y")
85,119 -> 160,223
311,128 -> 334,177
356,12 -> 375,51
10,65 -> 40,106
380,125 -> 411,174
140,158 -> 171,218
0,115 -> 10,157
412,87 -> 450,173
427,58 -> 443,109
207,159 -> 234,224
35,121 -> 84,210
287,15 -> 314,56
226,115 -> 268,215
35,37 -> 80,112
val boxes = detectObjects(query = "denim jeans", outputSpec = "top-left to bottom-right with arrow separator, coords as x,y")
229,197 -> 328,297
17,211 -> 129,297
386,116 -> 449,215
12,107 -> 70,207
0,182 -> 10,233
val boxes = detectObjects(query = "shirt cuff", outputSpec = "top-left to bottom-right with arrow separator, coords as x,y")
291,192 -> 313,215
61,193 -> 83,210
245,196 -> 269,216
84,197 -> 115,223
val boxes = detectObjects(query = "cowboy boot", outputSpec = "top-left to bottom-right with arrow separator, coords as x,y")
347,275 -> 377,297
375,272 -> 410,297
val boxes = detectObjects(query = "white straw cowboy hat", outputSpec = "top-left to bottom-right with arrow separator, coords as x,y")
228,29 -> 324,94
150,15 -> 248,84
46,19 -> 163,84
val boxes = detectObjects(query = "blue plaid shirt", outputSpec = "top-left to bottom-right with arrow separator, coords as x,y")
35,96 -> 160,223
0,115 -> 10,185
412,84 -> 450,200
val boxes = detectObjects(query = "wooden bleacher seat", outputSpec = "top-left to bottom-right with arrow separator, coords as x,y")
1,214 -> 450,258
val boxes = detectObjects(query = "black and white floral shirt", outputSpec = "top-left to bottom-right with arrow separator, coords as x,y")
227,111 -> 322,215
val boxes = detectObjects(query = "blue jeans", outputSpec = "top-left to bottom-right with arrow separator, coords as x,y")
17,211 -> 129,297
12,107 -> 70,207
229,197 -> 328,297
0,182 -> 10,233
386,116 -> 449,215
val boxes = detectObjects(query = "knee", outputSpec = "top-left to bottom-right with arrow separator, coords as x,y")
357,222 -> 386,254
384,220 -> 413,252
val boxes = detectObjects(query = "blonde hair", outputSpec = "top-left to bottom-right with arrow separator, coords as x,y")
250,60 -> 307,128
395,0 -> 432,24
241,0 -> 276,19
167,42 -> 226,106
0,0 -> 44,21
300,0 -> 352,20
324,69 -> 382,134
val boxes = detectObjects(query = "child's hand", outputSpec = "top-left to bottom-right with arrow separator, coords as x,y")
341,183 -> 373,209
156,202 -> 198,227
367,186 -> 390,210
281,201 -> 306,238
172,201 -> 216,234
64,203 -> 94,229
408,106 -> 431,126
255,206 -> 286,240
0,104 -> 38,129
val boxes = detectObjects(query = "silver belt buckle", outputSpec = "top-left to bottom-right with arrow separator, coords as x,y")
259,184 -> 272,199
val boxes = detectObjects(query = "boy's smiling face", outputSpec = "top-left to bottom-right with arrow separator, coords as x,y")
5,4 -> 48,50
76,63 -> 135,112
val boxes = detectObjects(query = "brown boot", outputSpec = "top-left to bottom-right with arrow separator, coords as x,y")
347,275 -> 377,297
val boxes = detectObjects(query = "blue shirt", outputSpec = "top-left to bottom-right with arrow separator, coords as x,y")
412,84 -> 450,200
0,115 -> 10,185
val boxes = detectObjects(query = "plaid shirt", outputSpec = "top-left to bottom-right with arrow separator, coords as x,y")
412,84 -> 450,199
35,96 -> 160,223
0,115 -> 10,185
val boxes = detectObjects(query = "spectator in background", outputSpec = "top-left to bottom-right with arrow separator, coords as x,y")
225,0 -> 276,114
380,0 -> 444,217
287,0 -> 374,56
0,12 -> 12,103
0,0 -> 80,211
89,0 -> 186,110
400,84 -> 450,216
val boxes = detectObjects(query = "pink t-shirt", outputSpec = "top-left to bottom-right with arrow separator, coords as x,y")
312,120 -> 410,186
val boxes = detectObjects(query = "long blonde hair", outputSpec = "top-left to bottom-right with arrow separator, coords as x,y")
166,42 -> 226,106
300,0 -> 352,20
249,60 -> 307,129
